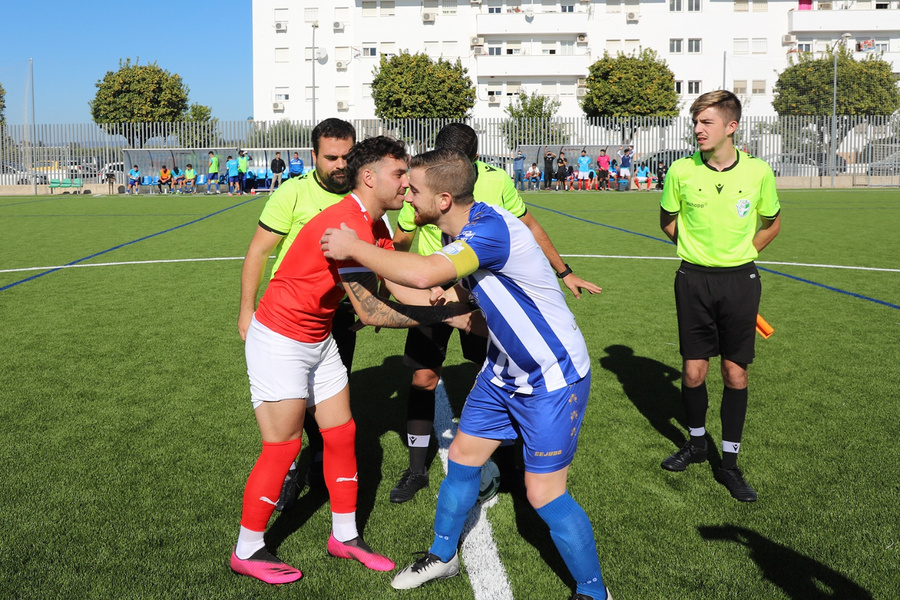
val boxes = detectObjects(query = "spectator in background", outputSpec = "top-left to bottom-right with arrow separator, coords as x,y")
207,151 -> 221,194
634,163 -> 653,191
543,148 -> 557,190
526,163 -> 541,190
172,165 -> 185,193
271,152 -> 286,191
226,155 -> 240,196
289,152 -> 305,178
238,150 -> 252,194
617,146 -> 634,191
555,154 -> 569,191
513,150 -> 526,191
577,150 -> 592,190
184,164 -> 197,193
609,159 -> 618,190
127,165 -> 140,195
596,149 -> 611,191
587,169 -> 597,190
655,161 -> 668,190
158,165 -> 173,194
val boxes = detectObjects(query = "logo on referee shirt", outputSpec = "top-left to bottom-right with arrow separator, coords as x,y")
735,199 -> 750,218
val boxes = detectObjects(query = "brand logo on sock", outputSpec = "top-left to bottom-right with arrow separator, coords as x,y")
259,496 -> 278,506
732,444 -> 739,452
410,436 -> 417,445
336,472 -> 359,483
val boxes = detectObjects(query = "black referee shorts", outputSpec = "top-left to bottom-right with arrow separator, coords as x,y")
403,323 -> 488,371
674,261 -> 761,364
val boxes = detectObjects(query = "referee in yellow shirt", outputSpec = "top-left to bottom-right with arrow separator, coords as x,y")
659,90 -> 781,502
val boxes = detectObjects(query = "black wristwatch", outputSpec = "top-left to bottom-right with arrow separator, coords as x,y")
556,264 -> 573,279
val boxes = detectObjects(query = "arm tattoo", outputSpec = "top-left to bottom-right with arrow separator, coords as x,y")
343,273 -> 452,328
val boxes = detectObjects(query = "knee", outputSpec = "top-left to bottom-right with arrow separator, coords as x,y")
411,369 -> 440,391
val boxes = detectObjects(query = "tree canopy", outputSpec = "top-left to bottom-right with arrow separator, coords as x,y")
500,91 -> 568,150
773,48 -> 900,117
246,119 -> 313,148
581,48 -> 679,118
0,81 -> 6,125
89,58 -> 212,147
371,52 -> 475,119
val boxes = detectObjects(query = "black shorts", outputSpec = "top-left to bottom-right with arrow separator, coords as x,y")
674,261 -> 761,364
403,323 -> 488,370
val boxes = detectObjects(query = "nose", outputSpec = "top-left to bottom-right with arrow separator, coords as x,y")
400,172 -> 410,188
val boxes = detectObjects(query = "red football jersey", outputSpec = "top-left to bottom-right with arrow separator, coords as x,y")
255,194 -> 394,343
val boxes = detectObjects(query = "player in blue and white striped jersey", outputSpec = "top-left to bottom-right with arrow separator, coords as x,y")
319,148 -> 610,600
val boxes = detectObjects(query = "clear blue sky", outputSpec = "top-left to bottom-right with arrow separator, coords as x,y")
0,0 -> 252,125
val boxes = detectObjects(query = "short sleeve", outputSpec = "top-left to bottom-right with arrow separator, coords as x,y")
757,167 -> 780,220
660,167 -> 681,215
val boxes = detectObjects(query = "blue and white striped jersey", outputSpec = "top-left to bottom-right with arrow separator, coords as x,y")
438,202 -> 590,394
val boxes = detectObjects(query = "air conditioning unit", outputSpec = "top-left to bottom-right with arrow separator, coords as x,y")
782,34 -> 797,44
272,102 -> 284,111
333,21 -> 344,30
422,12 -> 435,22
274,21 -> 287,31
471,36 -> 485,46
336,60 -> 347,70
626,11 -> 640,21
577,77 -> 586,87
576,87 -> 587,97
337,101 -> 349,110
488,96 -> 500,105
577,34 -> 588,44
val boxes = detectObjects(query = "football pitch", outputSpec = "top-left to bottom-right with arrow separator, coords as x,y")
0,188 -> 897,599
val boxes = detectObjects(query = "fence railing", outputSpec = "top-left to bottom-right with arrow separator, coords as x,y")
1,115 -> 898,187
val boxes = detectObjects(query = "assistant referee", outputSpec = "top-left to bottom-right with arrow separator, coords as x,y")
659,90 -> 781,502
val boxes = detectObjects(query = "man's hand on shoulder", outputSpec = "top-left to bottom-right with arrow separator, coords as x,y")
321,223 -> 361,260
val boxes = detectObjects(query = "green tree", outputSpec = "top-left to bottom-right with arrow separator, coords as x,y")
500,91 -> 568,150
371,52 -> 475,119
246,119 -> 313,148
179,103 -> 220,149
772,47 -> 900,151
89,58 -> 210,148
581,48 -> 679,118
0,81 -> 6,125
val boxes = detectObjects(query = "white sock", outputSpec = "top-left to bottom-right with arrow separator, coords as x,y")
235,526 -> 266,560
332,511 -> 358,542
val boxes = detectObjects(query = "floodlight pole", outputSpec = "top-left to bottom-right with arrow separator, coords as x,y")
30,58 -> 37,196
311,22 -> 319,123
831,33 -> 852,188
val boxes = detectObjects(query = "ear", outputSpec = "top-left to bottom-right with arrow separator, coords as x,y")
438,192 -> 454,211
726,120 -> 739,136
362,168 -> 376,189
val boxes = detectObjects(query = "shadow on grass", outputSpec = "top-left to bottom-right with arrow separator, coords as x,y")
698,525 -> 873,600
598,344 -> 686,447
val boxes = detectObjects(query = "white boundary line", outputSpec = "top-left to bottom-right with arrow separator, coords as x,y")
434,380 -> 513,600
3,254 -> 898,275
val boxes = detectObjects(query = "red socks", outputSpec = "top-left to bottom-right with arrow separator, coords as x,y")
240,438 -> 302,531
321,419 -> 358,514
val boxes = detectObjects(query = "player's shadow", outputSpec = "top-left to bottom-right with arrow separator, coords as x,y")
698,525 -> 873,600
599,344 -> 689,447
266,354 -> 408,550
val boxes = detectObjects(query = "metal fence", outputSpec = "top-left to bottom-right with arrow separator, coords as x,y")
2,115 -> 898,188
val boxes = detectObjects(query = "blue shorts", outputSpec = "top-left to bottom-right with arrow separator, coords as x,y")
458,370 -> 591,473
228,175 -> 240,183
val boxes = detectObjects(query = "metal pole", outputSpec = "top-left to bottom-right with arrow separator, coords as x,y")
723,51 -> 726,90
831,49 -> 837,188
312,22 -> 318,123
30,58 -> 37,196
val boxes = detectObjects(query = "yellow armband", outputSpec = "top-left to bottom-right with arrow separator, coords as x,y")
435,240 -> 480,280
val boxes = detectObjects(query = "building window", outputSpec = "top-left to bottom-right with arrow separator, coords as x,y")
362,83 -> 372,98
362,44 -> 377,57
688,80 -> 701,94
275,47 -> 289,63
488,6 -> 502,13
506,40 -> 522,55
607,0 -> 622,12
688,0 -> 701,11
674,80 -> 683,94
733,80 -> 747,95
304,8 -> 318,22
507,82 -> 522,96
381,0 -> 396,16
560,83 -> 576,96
624,39 -> 640,54
336,46 -> 351,62
670,0 -> 683,11
441,0 -> 457,15
733,38 -> 749,55
874,39 -> 889,53
752,79 -> 766,94
443,41 -> 458,57
305,86 -> 316,100
752,38 -> 767,54
670,38 -> 683,53
688,38 -> 702,54
334,7 -> 349,21
542,41 -> 557,55
753,0 -> 767,11
798,42 -> 812,53
542,81 -> 557,96
382,42 -> 397,56
487,83 -> 502,98
606,39 -> 621,54
275,87 -> 290,101
274,8 -> 288,22
734,0 -> 748,11
561,2 -> 575,12
488,44 -> 502,55
361,1 -> 376,17
560,40 -> 575,56
425,40 -> 440,56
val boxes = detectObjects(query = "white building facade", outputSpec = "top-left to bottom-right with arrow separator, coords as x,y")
251,0 -> 900,121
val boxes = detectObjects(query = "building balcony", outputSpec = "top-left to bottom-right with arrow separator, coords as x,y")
788,8 -> 900,33
475,11 -> 592,36
474,53 -> 593,77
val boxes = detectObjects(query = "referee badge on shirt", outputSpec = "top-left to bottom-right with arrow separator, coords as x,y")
735,199 -> 751,218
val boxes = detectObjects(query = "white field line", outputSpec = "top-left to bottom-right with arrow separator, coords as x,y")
434,380 -> 512,600
3,255 -> 898,275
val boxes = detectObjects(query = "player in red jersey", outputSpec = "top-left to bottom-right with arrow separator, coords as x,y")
231,136 -> 475,585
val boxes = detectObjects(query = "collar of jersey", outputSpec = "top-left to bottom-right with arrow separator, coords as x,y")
701,147 -> 740,173
349,193 -> 369,219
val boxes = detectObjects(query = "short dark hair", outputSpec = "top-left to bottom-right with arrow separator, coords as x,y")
312,118 -> 356,154
434,123 -> 478,162
346,136 -> 408,188
410,149 -> 475,206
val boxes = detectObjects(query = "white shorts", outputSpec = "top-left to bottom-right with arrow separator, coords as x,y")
577,171 -> 589,180
636,177 -> 648,183
618,167 -> 631,178
245,315 -> 348,410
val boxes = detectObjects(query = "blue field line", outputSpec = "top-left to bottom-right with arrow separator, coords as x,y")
0,196 -> 259,293
527,202 -> 900,311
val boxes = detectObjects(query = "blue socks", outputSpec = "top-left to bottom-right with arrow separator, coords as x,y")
535,491 -> 607,599
429,460 -> 481,561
